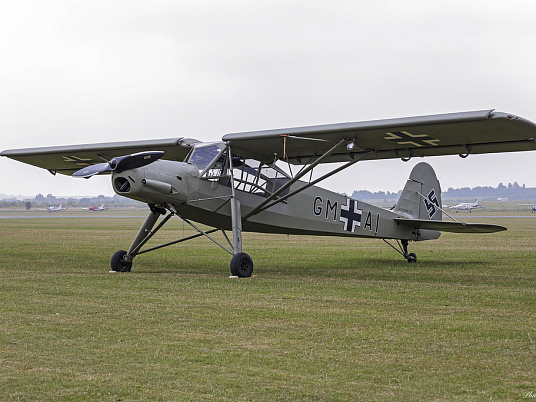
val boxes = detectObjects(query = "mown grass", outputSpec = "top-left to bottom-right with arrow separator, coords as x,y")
0,213 -> 535,400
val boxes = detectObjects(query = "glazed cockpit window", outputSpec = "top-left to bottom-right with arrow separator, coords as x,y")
187,145 -> 221,172
230,157 -> 290,197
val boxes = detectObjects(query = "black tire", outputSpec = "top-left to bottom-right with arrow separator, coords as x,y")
407,252 -> 417,263
111,250 -> 132,272
230,252 -> 253,277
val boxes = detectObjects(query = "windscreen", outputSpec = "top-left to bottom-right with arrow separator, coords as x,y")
187,145 -> 221,171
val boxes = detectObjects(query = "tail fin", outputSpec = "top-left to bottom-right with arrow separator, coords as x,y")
394,162 -> 442,221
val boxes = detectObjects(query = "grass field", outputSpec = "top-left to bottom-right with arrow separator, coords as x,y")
0,211 -> 535,400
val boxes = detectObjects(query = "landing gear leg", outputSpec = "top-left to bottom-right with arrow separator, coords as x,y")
227,146 -> 253,277
110,208 -> 163,272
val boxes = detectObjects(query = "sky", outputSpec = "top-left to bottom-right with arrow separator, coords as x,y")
1,0 -> 535,198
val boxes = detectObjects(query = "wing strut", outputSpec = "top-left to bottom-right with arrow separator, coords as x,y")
235,138 -> 345,219
244,149 -> 374,220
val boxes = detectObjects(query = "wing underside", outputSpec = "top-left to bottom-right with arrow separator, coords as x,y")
223,110 -> 536,164
1,138 -> 198,175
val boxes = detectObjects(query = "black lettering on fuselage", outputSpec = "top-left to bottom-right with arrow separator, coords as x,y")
313,196 -> 323,216
375,213 -> 380,235
325,199 -> 338,221
364,211 -> 373,231
313,196 -> 339,221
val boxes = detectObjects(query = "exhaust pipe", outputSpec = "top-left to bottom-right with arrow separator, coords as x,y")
142,179 -> 178,194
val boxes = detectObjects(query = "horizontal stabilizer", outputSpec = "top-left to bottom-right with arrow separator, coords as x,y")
394,218 -> 506,233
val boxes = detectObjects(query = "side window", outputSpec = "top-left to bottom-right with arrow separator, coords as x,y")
230,157 -> 290,197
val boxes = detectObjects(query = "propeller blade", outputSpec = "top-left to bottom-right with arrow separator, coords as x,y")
72,162 -> 113,178
72,151 -> 165,179
114,151 -> 165,172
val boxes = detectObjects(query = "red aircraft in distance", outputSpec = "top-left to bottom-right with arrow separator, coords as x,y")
83,204 -> 108,212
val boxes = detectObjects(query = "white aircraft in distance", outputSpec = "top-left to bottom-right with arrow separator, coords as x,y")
515,203 -> 536,213
449,200 -> 483,213
2,109 -> 536,276
83,204 -> 108,212
40,203 -> 67,213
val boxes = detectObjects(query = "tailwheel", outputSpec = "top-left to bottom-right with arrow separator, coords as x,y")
383,239 -> 418,263
230,252 -> 253,277
406,252 -> 417,263
111,250 -> 132,272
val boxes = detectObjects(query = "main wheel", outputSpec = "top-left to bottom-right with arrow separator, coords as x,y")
406,252 -> 417,263
230,252 -> 253,277
111,250 -> 132,272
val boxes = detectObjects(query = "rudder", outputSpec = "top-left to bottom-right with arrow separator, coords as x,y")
394,162 -> 442,221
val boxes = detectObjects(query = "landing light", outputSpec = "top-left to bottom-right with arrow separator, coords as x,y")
347,140 -> 355,151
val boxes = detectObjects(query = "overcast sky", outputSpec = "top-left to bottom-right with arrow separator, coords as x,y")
1,0 -> 535,198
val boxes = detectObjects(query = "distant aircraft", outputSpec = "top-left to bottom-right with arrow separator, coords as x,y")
41,203 -> 67,213
449,200 -> 483,213
515,203 -> 536,213
83,204 -> 108,212
2,109 -> 536,276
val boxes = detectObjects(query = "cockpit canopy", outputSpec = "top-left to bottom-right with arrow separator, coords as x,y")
186,142 -> 290,198
186,143 -> 224,172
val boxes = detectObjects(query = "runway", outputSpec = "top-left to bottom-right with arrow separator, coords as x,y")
448,215 -> 536,219
0,213 -> 535,219
0,214 -> 146,219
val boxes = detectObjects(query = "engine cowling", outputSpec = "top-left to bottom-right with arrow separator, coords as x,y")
112,160 -> 199,204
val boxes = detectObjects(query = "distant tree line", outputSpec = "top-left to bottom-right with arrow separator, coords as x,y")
351,182 -> 536,201
443,182 -> 536,200
0,194 -> 142,209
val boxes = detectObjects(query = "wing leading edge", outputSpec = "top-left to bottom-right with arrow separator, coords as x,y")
223,110 -> 536,164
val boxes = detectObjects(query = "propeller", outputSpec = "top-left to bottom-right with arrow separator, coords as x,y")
72,151 -> 165,178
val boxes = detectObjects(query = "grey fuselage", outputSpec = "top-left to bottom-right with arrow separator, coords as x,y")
112,158 -> 428,242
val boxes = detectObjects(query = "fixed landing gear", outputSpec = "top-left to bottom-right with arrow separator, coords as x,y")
230,252 -> 254,277
109,203 -> 254,277
406,252 -> 417,263
383,239 -> 417,263
401,240 -> 417,263
111,250 -> 132,272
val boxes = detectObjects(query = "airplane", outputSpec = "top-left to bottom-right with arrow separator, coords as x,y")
515,203 -> 536,213
2,109 -> 536,277
83,204 -> 108,212
40,203 -> 67,213
448,199 -> 483,213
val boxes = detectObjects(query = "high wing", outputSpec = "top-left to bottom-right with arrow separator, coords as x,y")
394,218 -> 506,233
223,110 -> 536,164
0,138 -> 199,175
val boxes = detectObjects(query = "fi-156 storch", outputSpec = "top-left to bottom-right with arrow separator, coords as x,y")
2,110 -> 536,277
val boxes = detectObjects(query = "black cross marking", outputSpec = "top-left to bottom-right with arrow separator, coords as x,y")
423,189 -> 440,218
340,199 -> 362,233
61,155 -> 96,166
384,131 -> 440,147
